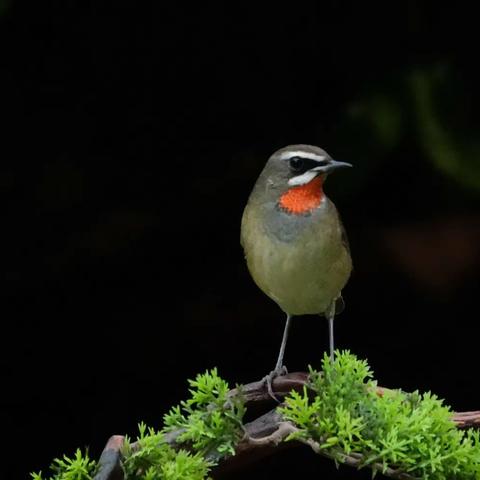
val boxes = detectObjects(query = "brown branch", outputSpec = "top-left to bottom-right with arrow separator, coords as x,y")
452,410 -> 480,429
217,411 -> 418,479
94,435 -> 125,480
92,372 -> 480,480
230,372 -> 480,429
228,372 -> 309,405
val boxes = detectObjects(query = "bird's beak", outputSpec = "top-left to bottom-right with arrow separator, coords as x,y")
312,160 -> 352,174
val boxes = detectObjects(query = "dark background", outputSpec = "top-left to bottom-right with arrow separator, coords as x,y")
2,2 -> 480,478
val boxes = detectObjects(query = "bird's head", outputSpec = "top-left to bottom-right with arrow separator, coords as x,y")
257,144 -> 352,215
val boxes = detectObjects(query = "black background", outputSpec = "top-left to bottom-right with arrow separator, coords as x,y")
2,2 -> 480,479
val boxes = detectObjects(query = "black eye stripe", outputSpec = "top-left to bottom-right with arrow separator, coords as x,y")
288,156 -> 328,173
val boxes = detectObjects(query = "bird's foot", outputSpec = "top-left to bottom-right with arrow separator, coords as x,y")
263,365 -> 288,403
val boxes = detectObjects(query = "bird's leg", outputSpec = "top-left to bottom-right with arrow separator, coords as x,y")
274,313 -> 292,373
325,301 -> 336,362
264,314 -> 292,402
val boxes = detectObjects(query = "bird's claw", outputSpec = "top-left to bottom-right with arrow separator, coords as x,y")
263,365 -> 288,403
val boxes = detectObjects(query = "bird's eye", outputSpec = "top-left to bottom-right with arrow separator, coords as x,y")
289,157 -> 304,172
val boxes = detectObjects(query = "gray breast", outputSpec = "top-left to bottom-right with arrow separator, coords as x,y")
261,200 -> 329,243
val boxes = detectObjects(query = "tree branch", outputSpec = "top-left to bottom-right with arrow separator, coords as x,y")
92,372 -> 480,480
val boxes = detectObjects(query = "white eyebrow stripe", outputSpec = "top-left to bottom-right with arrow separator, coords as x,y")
279,151 -> 327,162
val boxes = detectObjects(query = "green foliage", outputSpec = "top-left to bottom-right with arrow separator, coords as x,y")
122,423 -> 211,480
163,368 -> 246,460
31,358 -> 480,479
30,449 -> 97,480
121,369 -> 246,479
32,369 -> 245,480
280,350 -> 480,479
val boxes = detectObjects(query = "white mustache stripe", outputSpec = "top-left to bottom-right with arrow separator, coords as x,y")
279,151 -> 327,162
287,170 -> 319,186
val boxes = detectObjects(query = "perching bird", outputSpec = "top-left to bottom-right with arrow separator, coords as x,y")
241,145 -> 352,385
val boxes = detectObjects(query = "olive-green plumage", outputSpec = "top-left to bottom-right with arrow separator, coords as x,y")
240,144 -> 352,374
241,192 -> 351,315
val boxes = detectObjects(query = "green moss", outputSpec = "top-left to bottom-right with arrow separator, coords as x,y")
162,368 -> 246,460
30,449 -> 97,480
31,355 -> 480,479
121,423 -> 212,480
121,368 -> 246,479
31,369 -> 245,480
280,351 -> 480,479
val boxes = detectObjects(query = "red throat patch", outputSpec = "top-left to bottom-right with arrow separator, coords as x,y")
278,176 -> 324,215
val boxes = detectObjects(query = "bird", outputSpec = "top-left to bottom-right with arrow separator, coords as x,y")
240,144 -> 352,389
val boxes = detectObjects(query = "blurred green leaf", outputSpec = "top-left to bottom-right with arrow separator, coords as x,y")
409,67 -> 480,191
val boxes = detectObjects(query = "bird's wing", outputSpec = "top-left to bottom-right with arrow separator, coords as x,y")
339,218 -> 350,255
335,295 -> 345,315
